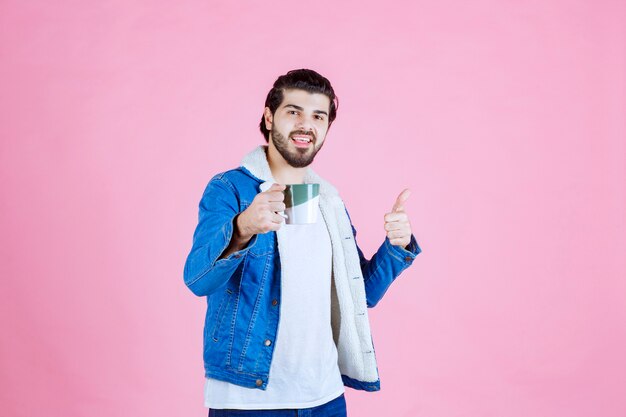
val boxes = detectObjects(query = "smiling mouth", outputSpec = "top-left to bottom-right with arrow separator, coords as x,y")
291,135 -> 313,147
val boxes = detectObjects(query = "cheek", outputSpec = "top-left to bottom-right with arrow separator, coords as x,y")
276,123 -> 292,137
283,123 -> 297,135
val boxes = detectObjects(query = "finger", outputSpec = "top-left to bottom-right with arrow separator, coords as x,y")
384,221 -> 406,232
269,202 -> 286,212
384,211 -> 408,223
270,183 -> 286,190
389,238 -> 408,247
387,230 -> 408,239
392,188 -> 411,213
270,212 -> 285,224
267,190 -> 285,202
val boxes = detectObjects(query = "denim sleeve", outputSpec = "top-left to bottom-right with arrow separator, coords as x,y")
183,175 -> 259,297
345,206 -> 422,308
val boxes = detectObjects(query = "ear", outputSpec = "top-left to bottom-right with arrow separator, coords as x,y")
264,107 -> 273,130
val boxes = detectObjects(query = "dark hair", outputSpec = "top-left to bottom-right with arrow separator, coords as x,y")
259,68 -> 339,142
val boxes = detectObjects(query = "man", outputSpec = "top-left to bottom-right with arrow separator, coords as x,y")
183,68 -> 422,416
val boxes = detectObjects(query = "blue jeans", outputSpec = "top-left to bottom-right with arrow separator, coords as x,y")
208,393 -> 347,417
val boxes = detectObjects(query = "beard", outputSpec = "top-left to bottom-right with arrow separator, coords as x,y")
270,126 -> 323,168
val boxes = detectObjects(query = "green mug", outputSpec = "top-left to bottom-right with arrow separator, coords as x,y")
282,183 -> 320,224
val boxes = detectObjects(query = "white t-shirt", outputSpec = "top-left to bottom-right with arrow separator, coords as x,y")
204,204 -> 345,409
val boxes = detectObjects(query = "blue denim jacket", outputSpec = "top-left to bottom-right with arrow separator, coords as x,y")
183,146 -> 422,392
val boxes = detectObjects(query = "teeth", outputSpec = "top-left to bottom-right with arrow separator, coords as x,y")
293,137 -> 311,143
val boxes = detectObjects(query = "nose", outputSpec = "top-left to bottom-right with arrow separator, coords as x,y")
295,115 -> 315,132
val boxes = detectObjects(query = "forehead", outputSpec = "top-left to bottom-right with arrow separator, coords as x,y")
279,89 -> 330,111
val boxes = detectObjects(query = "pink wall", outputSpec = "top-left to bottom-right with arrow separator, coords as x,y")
1,1 -> 624,416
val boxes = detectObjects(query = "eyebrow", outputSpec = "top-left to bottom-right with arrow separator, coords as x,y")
283,104 -> 328,116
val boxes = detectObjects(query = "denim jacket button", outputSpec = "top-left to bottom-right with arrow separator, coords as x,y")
264,339 -> 272,346
271,299 -> 278,306
255,379 -> 263,387
404,256 -> 412,261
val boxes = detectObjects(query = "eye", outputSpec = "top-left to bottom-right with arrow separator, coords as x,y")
315,115 -> 325,120
288,110 -> 298,115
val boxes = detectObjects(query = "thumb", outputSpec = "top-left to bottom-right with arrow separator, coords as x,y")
392,188 -> 411,212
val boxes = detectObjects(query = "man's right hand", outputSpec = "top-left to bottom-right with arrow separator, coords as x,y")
236,183 -> 286,239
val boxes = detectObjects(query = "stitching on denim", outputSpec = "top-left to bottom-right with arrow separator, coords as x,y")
253,235 -> 279,374
215,175 -> 237,196
239,249 -> 271,371
226,269 -> 244,367
206,364 -> 265,378
251,256 -> 278,374
247,237 -> 272,257
211,289 -> 232,341
240,283 -> 264,371
209,293 -> 226,340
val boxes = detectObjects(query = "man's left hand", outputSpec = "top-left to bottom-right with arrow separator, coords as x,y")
384,188 -> 413,249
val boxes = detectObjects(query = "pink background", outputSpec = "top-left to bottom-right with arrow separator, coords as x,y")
1,1 -> 624,416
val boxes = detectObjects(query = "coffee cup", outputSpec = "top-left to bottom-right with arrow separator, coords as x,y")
281,183 -> 320,224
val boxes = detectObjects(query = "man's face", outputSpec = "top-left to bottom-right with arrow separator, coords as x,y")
265,89 -> 331,168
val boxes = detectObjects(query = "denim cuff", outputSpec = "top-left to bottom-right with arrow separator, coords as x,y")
384,233 -> 421,264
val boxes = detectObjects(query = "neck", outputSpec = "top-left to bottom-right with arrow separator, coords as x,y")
266,142 -> 308,184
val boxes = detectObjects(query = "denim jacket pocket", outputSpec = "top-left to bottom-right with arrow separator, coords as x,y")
211,288 -> 234,341
247,231 -> 275,257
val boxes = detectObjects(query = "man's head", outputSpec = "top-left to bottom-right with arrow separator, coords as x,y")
260,69 -> 339,168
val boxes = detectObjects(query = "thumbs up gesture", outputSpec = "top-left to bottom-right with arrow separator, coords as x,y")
384,188 -> 413,249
